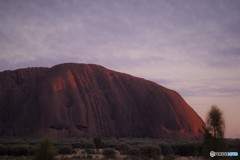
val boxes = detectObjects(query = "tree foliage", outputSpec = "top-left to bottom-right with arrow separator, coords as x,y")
203,105 -> 227,158
206,105 -> 225,139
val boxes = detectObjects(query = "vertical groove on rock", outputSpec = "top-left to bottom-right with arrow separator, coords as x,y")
0,63 -> 205,139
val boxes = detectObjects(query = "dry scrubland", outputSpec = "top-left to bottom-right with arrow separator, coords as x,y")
0,138 -> 239,160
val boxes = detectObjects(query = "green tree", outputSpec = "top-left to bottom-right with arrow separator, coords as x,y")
203,105 -> 226,159
35,139 -> 56,160
206,105 -> 225,139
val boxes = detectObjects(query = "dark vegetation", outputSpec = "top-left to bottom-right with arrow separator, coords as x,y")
35,139 -> 56,160
202,105 -> 235,160
0,106 -> 238,159
93,138 -> 102,152
102,148 -> 116,159
0,137 -> 239,159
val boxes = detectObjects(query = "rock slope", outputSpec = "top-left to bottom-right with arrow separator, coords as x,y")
0,63 -> 205,139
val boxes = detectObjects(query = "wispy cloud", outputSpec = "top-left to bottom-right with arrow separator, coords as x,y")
0,0 -> 240,97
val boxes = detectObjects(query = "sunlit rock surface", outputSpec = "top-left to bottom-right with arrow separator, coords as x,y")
0,63 -> 205,139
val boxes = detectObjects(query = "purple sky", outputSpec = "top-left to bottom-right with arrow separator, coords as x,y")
0,0 -> 240,138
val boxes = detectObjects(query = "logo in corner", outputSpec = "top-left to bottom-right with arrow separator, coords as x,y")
210,151 -> 215,157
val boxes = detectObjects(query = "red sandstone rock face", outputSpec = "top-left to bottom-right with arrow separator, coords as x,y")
0,63 -> 205,139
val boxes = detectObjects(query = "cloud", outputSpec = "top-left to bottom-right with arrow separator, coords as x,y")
0,0 -> 240,98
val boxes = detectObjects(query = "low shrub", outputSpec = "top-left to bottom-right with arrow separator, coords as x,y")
71,139 -> 94,149
7,145 -> 29,156
174,142 -> 200,156
125,147 -> 140,156
85,148 -> 95,154
160,143 -> 174,155
71,142 -> 84,149
85,142 -> 95,149
93,138 -> 102,151
87,154 -> 93,159
139,145 -> 161,159
103,148 -> 116,159
58,145 -> 73,155
163,154 -> 175,160
115,143 -> 130,153
101,139 -> 120,148
0,144 -> 7,155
